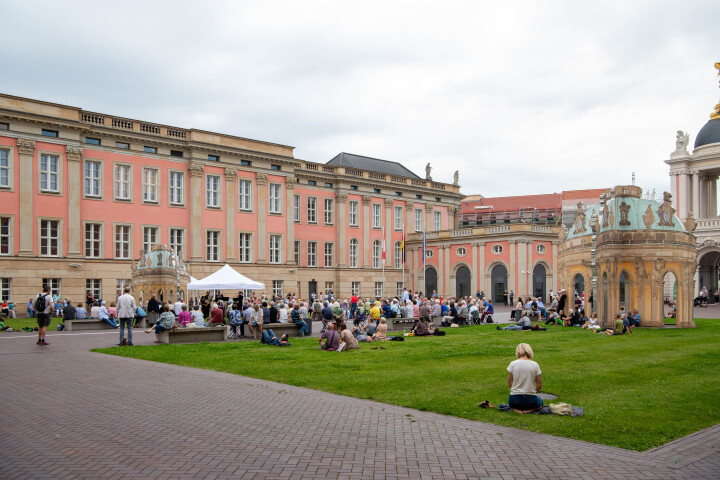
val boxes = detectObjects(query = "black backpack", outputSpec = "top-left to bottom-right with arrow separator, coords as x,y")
34,293 -> 47,313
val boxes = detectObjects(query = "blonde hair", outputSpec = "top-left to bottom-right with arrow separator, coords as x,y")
379,317 -> 386,324
515,343 -> 534,359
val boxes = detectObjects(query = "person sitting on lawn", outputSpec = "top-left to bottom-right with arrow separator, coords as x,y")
561,309 -> 575,327
145,303 -> 177,342
603,314 -> 626,335
338,322 -> 359,350
545,310 -> 561,326
261,329 -> 290,346
290,303 -> 309,336
98,301 -> 118,328
629,309 -> 641,328
369,301 -> 382,321
621,313 -> 634,335
411,318 -> 432,336
498,311 -> 533,331
372,318 -> 388,340
507,342 -> 544,413
582,313 -> 601,330
352,325 -> 374,343
319,322 -> 340,350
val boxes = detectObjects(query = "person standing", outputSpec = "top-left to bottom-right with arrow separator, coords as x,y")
35,285 -> 53,345
117,286 -> 136,346
509,290 -> 514,307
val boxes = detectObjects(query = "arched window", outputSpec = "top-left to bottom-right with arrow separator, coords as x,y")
372,240 -> 381,269
349,238 -> 359,268
394,241 -> 402,269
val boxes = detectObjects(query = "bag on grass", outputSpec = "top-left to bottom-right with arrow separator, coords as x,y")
433,329 -> 446,336
390,336 -> 404,341
549,402 -> 573,416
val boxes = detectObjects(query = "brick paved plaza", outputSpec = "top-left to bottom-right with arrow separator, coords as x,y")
0,326 -> 718,480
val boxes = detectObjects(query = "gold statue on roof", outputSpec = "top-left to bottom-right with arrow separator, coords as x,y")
711,62 -> 720,119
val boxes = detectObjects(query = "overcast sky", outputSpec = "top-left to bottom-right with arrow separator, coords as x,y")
1,0 -> 719,200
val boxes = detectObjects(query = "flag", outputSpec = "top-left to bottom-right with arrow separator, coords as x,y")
401,230 -> 405,265
422,231 -> 426,265
381,225 -> 386,267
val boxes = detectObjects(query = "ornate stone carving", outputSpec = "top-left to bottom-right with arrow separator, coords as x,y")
256,173 -> 268,185
643,205 -> 655,230
405,201 -> 414,209
683,260 -> 697,280
608,206 -> 615,227
700,238 -> 718,247
453,170 -> 459,186
336,192 -> 347,203
634,257 -> 648,283
286,177 -> 297,190
17,138 -> 36,155
188,162 -> 204,177
66,144 -> 83,162
656,192 -> 676,227
425,163 -> 432,181
574,202 -> 587,233
619,201 -> 631,226
684,212 -> 697,232
651,258 -> 667,283
384,198 -> 393,207
674,130 -> 689,154
426,204 -> 434,213
362,195 -> 371,205
224,168 -> 236,181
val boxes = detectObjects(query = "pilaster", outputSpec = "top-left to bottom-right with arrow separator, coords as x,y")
362,195 -> 371,268
188,162 -> 204,262
425,204 -> 433,232
384,199 -> 392,268
66,145 -> 83,258
336,192 -> 347,267
17,139 -> 35,257
256,173 -> 267,263
478,241 -> 486,294
286,178 -> 296,264
405,201 -> 413,235
225,168 -> 237,263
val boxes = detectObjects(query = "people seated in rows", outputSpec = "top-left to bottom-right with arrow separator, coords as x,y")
98,301 -> 118,328
338,323 -> 359,350
431,300 -> 442,324
145,303 -> 177,342
456,300 -> 469,325
262,329 -> 290,346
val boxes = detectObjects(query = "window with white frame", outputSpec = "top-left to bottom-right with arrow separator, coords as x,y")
0,278 -> 10,302
307,197 -> 317,223
394,241 -> 402,269
238,179 -> 252,211
397,282 -> 403,296
43,278 -> 61,297
238,233 -> 252,263
269,184 -> 282,214
324,198 -> 334,224
84,160 -> 101,197
351,281 -> 360,296
84,223 -> 102,258
269,234 -> 282,264
86,279 -> 101,300
40,154 -> 59,192
115,225 -> 131,259
114,164 -> 131,200
272,280 -> 283,298
325,282 -> 334,295
116,279 -> 131,299
434,211 -> 442,231
0,149 -> 9,188
294,240 -> 301,265
0,217 -> 10,255
206,175 -> 220,208
372,204 -> 381,228
394,205 -> 403,230
492,244 -> 503,254
169,171 -> 184,205
374,281 -> 383,297
169,228 -> 184,259
307,241 -> 317,267
349,238 -> 358,268
372,240 -> 381,269
206,231 -> 220,261
323,242 -> 334,267
456,247 -> 467,257
349,201 -> 358,226
143,226 -> 159,253
536,244 -> 546,255
414,209 -> 422,232
40,219 -> 60,256
293,194 -> 301,222
143,168 -> 159,203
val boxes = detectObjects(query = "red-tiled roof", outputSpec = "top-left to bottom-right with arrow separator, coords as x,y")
461,189 -> 608,213
561,188 -> 608,201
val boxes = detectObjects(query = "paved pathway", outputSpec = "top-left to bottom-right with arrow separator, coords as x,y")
0,329 -> 718,479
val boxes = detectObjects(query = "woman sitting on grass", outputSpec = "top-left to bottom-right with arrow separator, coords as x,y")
338,322 -> 359,350
145,303 -> 176,342
602,314 -> 627,335
582,313 -> 601,330
507,343 -> 543,414
372,318 -> 388,340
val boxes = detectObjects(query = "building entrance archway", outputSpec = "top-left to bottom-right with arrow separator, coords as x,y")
533,264 -> 547,302
491,264 -> 508,304
455,266 -> 471,298
698,249 -> 720,300
573,273 -> 585,297
425,267 -> 438,297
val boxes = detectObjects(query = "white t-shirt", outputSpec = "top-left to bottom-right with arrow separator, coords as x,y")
507,359 -> 542,395
191,310 -> 205,327
278,308 -> 289,323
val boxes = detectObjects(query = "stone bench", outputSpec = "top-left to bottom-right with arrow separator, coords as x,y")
262,322 -> 305,337
387,318 -> 417,331
64,319 -> 116,331
158,325 -> 228,344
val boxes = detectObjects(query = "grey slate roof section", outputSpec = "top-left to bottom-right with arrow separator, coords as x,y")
326,152 -> 421,179
694,118 -> 720,149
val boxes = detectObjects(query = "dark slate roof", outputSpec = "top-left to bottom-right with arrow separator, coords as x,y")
326,152 -> 421,179
694,118 -> 720,149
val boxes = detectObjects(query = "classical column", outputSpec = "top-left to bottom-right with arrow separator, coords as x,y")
188,162 -> 204,262
405,201 -> 414,235
256,173 -> 268,263
384,199 -> 392,267
336,192 -> 347,267
692,172 -> 700,217
677,172 -> 688,219
517,240 -> 527,297
362,195 -> 371,268
437,245 -> 445,295
66,145 -> 83,258
478,241 -> 486,293
551,241 -> 559,292
286,178 -> 296,264
509,240 -> 516,296
17,139 -> 35,257
444,245 -> 450,296
711,176 -> 718,217
452,207 -> 460,230
471,241 -> 477,292
225,168 -> 236,263
425,204 -> 433,232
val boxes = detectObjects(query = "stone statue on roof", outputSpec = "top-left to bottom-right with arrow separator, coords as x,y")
425,163 -> 432,181
453,170 -> 459,186
674,130 -> 689,154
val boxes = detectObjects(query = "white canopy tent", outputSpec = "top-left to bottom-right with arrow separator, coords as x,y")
187,264 -> 265,291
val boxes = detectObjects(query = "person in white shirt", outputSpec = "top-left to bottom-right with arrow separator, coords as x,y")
191,305 -> 205,327
174,300 -> 183,316
116,287 -> 136,345
506,343 -> 543,413
278,303 -> 289,323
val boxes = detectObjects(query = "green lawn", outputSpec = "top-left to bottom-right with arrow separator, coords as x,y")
95,319 -> 720,451
1,315 -> 63,331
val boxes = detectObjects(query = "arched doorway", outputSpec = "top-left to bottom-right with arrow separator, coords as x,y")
425,267 -> 438,296
533,264 -> 546,301
698,250 -> 720,301
662,271 -> 677,321
573,273 -> 585,297
618,271 -> 629,310
455,266 -> 471,298
491,264 -> 508,304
